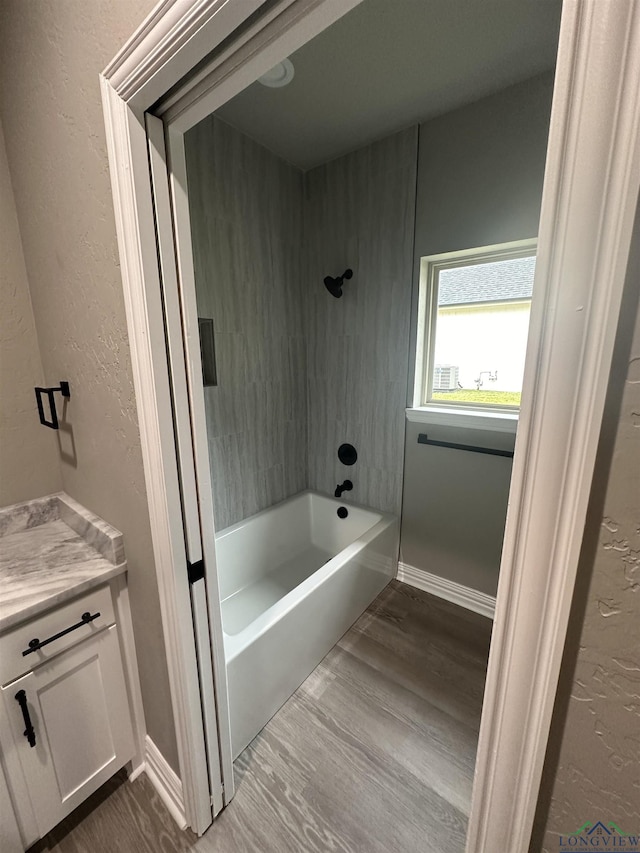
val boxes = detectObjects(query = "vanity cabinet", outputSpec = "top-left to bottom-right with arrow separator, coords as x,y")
0,492 -> 143,851
0,583 -> 135,847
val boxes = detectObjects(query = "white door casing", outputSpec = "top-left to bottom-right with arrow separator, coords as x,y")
164,121 -> 237,800
146,112 -> 232,812
100,81 -> 214,835
100,0 -> 640,849
469,3 -> 640,847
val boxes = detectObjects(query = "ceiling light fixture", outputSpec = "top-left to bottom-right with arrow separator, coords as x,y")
257,58 -> 295,88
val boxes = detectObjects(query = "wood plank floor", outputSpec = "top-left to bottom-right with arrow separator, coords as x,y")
30,581 -> 492,853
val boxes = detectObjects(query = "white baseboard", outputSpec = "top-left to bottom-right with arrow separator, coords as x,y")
140,735 -> 187,829
127,759 -> 146,782
397,562 -> 496,620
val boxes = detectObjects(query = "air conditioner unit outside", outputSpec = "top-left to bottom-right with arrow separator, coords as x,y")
433,364 -> 459,391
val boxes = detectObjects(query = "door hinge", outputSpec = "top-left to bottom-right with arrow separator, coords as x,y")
187,559 -> 204,584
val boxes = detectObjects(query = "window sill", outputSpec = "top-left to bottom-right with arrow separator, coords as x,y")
406,405 -> 518,433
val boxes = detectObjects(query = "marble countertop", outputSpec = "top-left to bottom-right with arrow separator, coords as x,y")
0,494 -> 126,632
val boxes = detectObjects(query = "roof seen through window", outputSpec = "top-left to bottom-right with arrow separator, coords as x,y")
438,254 -> 536,307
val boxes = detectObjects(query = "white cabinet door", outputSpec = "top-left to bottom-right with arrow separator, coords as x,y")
1,625 -> 134,840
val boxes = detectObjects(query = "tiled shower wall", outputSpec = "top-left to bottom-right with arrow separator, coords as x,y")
186,118 -> 417,527
304,128 -> 418,514
185,117 -> 307,530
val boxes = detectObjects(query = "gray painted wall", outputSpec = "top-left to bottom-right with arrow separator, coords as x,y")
400,73 -> 554,592
304,128 -> 418,514
413,72 -> 554,259
185,117 -> 306,530
402,421 -> 515,596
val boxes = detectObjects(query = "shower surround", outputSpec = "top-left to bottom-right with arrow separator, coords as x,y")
305,128 -> 418,514
185,117 -> 417,528
186,117 -> 306,530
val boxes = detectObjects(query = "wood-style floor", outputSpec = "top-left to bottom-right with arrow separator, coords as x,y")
30,581 -> 492,853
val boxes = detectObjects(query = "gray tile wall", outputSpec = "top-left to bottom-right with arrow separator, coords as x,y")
186,118 -> 418,526
185,116 -> 306,530
304,128 -> 418,514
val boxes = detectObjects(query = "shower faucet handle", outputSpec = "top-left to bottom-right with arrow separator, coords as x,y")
334,480 -> 353,498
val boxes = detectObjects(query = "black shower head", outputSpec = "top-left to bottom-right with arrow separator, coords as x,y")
324,276 -> 343,298
324,268 -> 353,298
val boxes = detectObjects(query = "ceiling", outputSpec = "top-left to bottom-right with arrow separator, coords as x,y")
214,0 -> 562,170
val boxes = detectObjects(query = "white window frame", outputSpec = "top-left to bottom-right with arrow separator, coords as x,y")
90,2 -> 640,852
414,238 -> 537,417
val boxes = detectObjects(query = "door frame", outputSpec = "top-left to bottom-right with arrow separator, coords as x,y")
100,0 -> 640,849
145,111 -> 228,825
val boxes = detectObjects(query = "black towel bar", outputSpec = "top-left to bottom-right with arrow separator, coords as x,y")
34,381 -> 70,429
417,432 -> 514,458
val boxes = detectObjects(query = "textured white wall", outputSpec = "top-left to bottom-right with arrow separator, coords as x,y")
532,216 -> 640,850
0,119 -> 62,505
0,1 -> 179,772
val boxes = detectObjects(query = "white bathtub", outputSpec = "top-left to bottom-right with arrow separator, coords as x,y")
215,490 -> 398,758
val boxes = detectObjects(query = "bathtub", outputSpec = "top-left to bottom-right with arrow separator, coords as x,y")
215,490 -> 398,758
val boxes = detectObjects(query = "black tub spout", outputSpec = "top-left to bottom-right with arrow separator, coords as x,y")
334,480 -> 353,498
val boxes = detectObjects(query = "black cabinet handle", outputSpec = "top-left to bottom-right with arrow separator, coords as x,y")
22,611 -> 101,657
15,690 -> 36,748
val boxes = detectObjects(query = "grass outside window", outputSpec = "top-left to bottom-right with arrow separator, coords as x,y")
432,390 -> 521,406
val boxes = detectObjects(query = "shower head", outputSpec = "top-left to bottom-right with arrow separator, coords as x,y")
323,276 -> 343,298
323,268 -> 353,298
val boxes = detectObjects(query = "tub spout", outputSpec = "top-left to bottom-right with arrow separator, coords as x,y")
335,480 -> 353,498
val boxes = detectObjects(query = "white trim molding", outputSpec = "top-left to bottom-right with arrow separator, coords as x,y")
406,407 -> 518,433
112,574 -> 148,776
100,0 -> 276,836
158,0 -> 363,133
103,0 -> 267,110
414,238 -> 537,410
142,736 -> 187,830
100,77 -> 213,834
397,563 -> 496,620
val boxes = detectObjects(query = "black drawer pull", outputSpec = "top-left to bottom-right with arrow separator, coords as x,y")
15,690 -> 36,748
22,611 -> 101,657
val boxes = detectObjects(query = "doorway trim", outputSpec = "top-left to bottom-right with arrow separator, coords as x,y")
101,0 -> 640,849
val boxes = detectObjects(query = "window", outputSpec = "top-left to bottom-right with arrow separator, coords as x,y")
414,239 -> 536,411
